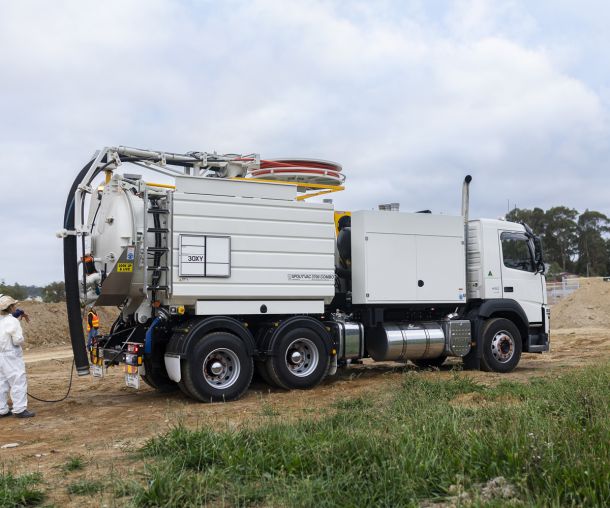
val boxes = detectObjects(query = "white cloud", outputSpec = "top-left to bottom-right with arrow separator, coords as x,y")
0,0 -> 608,284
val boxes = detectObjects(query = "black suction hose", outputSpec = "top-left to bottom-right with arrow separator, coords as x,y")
64,159 -> 96,376
63,155 -> 153,376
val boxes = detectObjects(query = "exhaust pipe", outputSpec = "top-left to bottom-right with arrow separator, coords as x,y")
461,175 -> 472,220
461,175 -> 472,297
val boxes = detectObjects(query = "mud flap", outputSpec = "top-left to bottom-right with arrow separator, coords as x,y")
164,354 -> 182,383
462,318 -> 482,370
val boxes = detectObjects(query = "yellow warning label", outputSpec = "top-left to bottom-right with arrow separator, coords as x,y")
117,263 -> 133,273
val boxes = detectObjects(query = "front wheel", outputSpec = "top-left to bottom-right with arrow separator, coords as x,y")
480,318 -> 522,373
182,332 -> 253,402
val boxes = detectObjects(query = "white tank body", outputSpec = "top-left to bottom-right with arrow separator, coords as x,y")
89,179 -> 143,269
86,176 -> 149,305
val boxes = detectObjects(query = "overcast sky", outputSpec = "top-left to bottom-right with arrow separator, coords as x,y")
1,0 -> 609,285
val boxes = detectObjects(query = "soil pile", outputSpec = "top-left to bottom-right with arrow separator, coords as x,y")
15,302 -> 119,348
551,278 -> 610,329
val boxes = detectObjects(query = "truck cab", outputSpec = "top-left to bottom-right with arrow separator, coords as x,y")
468,219 -> 549,344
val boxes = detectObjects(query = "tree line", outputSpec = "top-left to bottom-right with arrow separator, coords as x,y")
0,280 -> 65,303
506,207 -> 610,278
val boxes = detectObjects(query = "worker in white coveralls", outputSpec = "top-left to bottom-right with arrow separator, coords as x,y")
0,295 -> 35,418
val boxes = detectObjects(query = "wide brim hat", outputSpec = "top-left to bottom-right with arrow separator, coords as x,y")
0,295 -> 18,311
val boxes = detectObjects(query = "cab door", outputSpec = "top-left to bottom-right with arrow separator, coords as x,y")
499,231 -> 545,324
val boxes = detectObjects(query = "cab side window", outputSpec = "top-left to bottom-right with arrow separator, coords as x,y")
501,233 -> 535,272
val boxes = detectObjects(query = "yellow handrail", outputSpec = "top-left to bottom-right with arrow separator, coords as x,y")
146,182 -> 176,189
145,178 -> 344,200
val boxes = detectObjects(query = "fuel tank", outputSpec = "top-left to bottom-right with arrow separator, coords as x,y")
366,322 -> 446,361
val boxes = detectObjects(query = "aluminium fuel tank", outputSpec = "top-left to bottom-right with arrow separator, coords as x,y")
366,322 -> 446,362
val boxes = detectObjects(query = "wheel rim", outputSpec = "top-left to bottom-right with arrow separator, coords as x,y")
491,330 -> 515,363
202,348 -> 241,389
285,338 -> 319,377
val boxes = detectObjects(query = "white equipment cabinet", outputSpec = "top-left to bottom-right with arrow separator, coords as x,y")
351,211 -> 466,305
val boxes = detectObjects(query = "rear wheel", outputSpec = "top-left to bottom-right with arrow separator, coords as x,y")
141,358 -> 178,392
182,332 -> 253,402
265,327 -> 330,390
480,318 -> 522,373
254,360 -> 278,387
412,356 -> 447,369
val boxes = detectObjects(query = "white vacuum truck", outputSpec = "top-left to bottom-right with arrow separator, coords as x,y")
60,146 -> 549,401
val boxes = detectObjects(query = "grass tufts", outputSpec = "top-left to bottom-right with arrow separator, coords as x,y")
131,364 -> 610,507
62,456 -> 85,473
0,471 -> 44,507
66,479 -> 104,496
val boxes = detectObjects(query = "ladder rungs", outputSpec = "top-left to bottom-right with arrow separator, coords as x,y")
147,247 -> 169,252
148,266 -> 169,271
148,228 -> 169,233
148,208 -> 169,214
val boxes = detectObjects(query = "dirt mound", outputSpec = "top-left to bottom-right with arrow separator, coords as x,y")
15,302 -> 119,348
551,278 -> 610,329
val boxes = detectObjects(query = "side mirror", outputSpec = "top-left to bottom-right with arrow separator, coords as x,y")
533,236 -> 545,273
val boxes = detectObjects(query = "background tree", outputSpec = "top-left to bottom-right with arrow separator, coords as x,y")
576,210 -> 610,276
544,206 -> 578,272
0,280 -> 28,300
505,207 -> 547,235
42,281 -> 66,303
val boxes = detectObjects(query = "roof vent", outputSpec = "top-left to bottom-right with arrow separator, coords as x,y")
378,203 -> 400,212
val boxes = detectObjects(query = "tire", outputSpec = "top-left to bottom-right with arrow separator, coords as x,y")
265,326 -> 330,390
141,357 -> 178,393
255,360 -> 279,387
412,356 -> 447,369
177,378 -> 195,398
182,331 -> 253,402
480,318 -> 522,373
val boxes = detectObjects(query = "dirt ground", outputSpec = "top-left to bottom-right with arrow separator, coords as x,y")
2,284 -> 610,506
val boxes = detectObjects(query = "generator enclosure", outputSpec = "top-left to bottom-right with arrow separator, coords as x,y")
350,211 -> 466,305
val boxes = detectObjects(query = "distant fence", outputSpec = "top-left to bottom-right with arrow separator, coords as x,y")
546,278 -> 581,305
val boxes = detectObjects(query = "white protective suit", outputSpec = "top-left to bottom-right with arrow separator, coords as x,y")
0,313 -> 28,414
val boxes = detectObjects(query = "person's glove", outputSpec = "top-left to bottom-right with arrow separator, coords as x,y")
12,308 -> 30,323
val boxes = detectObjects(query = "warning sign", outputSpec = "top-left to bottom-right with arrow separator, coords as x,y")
117,263 -> 133,273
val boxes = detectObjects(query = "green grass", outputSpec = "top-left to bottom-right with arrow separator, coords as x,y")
132,364 -> 610,507
66,479 -> 104,496
0,471 -> 44,507
62,456 -> 85,472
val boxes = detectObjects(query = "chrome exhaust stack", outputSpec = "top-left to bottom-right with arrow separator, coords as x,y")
461,175 -> 472,222
461,175 -> 472,288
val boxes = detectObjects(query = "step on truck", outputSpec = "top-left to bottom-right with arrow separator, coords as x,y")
59,146 -> 550,401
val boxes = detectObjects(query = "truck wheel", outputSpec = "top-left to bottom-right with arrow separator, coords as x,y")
412,356 -> 447,369
480,318 -> 522,373
255,360 -> 279,387
265,327 -> 330,390
141,358 -> 178,393
182,331 -> 253,402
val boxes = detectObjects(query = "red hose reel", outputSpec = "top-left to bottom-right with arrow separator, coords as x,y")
249,158 -> 344,187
